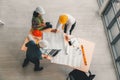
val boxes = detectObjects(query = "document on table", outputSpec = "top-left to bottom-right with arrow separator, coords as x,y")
51,44 -> 82,68
43,32 -> 66,53
43,37 -> 95,72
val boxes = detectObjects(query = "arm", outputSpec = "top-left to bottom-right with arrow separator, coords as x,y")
25,40 -> 36,47
51,21 -> 62,32
25,41 -> 30,47
56,21 -> 62,30
39,16 -> 46,26
28,34 -> 35,42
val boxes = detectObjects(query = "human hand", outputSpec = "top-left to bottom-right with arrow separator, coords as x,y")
51,29 -> 57,33
41,23 -> 46,26
65,35 -> 69,41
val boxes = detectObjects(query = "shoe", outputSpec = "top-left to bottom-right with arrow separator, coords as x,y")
22,63 -> 29,68
34,67 -> 43,71
0,20 -> 5,25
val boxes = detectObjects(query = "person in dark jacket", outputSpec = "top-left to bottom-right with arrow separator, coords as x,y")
22,30 -> 43,71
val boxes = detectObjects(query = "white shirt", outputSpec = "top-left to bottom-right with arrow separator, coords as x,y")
56,13 -> 76,35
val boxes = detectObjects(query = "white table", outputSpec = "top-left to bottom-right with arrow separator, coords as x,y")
21,28 -> 95,72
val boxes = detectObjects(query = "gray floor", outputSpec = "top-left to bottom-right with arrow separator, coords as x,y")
0,0 -> 118,80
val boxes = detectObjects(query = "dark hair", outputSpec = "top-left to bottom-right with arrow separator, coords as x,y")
33,11 -> 39,17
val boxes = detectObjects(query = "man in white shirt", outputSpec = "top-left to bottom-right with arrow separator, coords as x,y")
52,13 -> 76,35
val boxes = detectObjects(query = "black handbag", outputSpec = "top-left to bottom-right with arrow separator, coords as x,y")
46,22 -> 52,28
66,69 -> 95,80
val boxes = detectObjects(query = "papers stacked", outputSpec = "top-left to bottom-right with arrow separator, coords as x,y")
42,33 -> 82,68
43,32 -> 66,53
51,38 -> 82,68
51,45 -> 82,67
43,32 -> 65,49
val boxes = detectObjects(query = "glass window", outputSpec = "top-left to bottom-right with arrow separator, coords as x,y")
114,39 -> 120,56
113,1 -> 120,13
108,30 -> 113,42
110,21 -> 120,40
104,15 -> 109,26
98,0 -> 101,7
119,16 -> 120,23
102,0 -> 108,4
106,7 -> 115,25
98,0 -> 120,79
102,0 -> 105,3
98,0 -> 108,7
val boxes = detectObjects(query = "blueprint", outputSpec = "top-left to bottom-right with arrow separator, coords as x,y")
43,32 -> 66,53
51,45 -> 82,67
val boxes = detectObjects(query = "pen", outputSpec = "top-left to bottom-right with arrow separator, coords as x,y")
81,45 -> 87,66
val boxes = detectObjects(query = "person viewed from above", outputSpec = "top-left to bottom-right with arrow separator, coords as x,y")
51,13 -> 76,41
22,30 -> 44,71
51,13 -> 76,35
32,6 -> 52,30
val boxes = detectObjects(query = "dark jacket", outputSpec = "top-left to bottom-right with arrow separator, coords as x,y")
25,40 -> 42,60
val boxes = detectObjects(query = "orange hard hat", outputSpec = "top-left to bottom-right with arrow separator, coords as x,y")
32,29 -> 43,37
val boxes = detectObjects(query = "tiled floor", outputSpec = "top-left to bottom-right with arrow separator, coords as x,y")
0,0 -> 118,80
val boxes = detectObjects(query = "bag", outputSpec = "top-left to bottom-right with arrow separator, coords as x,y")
46,22 -> 52,28
66,69 -> 95,80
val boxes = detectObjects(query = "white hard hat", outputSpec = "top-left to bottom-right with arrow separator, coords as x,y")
39,40 -> 48,48
35,6 -> 45,15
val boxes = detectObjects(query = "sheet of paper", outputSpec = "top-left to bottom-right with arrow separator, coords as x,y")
43,32 -> 66,53
51,45 -> 82,68
50,37 -> 95,72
